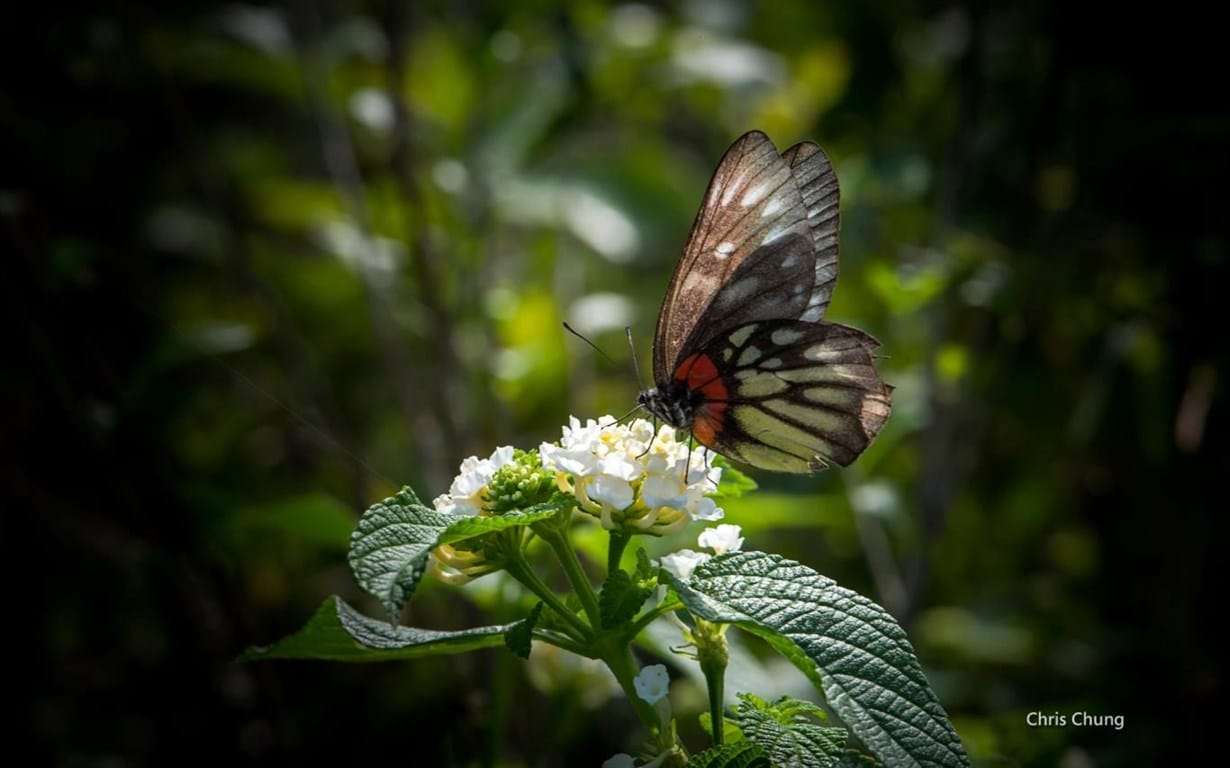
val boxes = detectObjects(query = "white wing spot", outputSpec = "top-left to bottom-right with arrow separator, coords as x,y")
737,345 -> 762,366
722,347 -> 733,362
714,276 -> 760,309
741,182 -> 770,207
714,241 -> 736,259
761,197 -> 783,218
762,225 -> 790,245
729,325 -> 757,347
771,328 -> 804,346
761,357 -> 782,369
781,254 -> 798,268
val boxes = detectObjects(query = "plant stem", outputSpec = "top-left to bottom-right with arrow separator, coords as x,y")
541,528 -> 602,629
602,643 -> 661,734
702,658 -> 725,746
504,554 -> 591,641
607,529 -> 631,574
532,628 -> 592,657
623,599 -> 683,641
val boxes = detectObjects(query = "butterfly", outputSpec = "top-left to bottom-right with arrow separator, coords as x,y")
636,130 -> 892,473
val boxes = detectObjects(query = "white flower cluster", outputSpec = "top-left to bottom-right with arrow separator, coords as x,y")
431,446 -> 516,517
428,446 -> 516,585
539,416 -> 724,535
659,524 -> 745,581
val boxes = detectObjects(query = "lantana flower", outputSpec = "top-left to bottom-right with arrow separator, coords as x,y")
427,446 -> 542,585
431,445 -> 516,516
659,524 -> 746,581
539,416 -> 724,535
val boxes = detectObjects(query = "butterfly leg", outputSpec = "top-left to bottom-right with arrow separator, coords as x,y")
701,445 -> 719,491
636,415 -> 658,459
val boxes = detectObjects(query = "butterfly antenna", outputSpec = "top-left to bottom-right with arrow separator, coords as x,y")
625,326 -> 646,391
562,321 -> 619,366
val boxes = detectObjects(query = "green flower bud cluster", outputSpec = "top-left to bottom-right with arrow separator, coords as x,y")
486,449 -> 560,514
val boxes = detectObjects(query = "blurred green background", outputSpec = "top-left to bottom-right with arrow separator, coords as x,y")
4,1 -> 1225,766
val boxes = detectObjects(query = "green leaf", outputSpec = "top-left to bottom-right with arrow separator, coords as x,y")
698,712 -> 745,744
437,500 -> 568,546
240,596 -> 512,662
664,551 -> 969,768
735,695 -> 848,768
713,457 -> 757,501
635,547 -> 656,581
348,487 -> 453,620
504,602 -> 544,660
686,740 -> 770,768
599,568 -> 653,629
348,488 -> 567,621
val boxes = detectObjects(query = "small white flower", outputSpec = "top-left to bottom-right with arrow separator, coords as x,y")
698,523 -> 744,555
437,446 -> 516,516
538,415 -> 728,534
659,549 -> 711,581
589,474 -> 635,511
603,755 -> 636,768
633,663 -> 671,704
686,493 -> 724,522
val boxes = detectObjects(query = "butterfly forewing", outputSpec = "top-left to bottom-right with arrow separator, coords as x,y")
653,131 -> 812,379
680,320 -> 891,472
645,130 -> 889,473
781,142 -> 841,322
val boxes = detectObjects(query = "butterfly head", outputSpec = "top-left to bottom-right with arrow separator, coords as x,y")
637,381 -> 698,430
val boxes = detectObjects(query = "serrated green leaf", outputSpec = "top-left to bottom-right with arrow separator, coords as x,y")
504,602 -> 544,659
348,488 -> 568,621
599,568 -> 653,629
240,596 -> 512,662
686,740 -> 770,768
664,551 -> 969,768
437,500 -> 570,545
699,712 -> 745,744
713,457 -> 757,501
738,704 -> 847,768
348,487 -> 453,620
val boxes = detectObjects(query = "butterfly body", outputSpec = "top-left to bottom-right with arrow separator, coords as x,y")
642,131 -> 892,473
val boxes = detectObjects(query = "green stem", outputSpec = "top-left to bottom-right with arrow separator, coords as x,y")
602,643 -> 661,734
623,599 -> 683,641
541,528 -> 602,629
532,628 -> 592,658
607,529 -> 631,574
702,658 -> 726,746
504,554 -> 591,641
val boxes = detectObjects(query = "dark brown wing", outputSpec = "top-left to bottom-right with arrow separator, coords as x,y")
781,141 -> 840,322
676,320 -> 892,473
652,131 -> 811,381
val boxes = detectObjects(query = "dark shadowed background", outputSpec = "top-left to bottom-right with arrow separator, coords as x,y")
4,2 -> 1226,766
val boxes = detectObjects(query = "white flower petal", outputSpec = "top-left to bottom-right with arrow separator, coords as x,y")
641,474 -> 687,509
488,445 -> 516,469
633,663 -> 671,704
590,474 -> 635,510
659,549 -> 711,580
688,494 -> 724,522
698,523 -> 744,555
600,453 -> 643,482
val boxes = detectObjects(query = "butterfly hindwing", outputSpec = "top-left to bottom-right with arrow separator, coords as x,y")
678,320 -> 892,472
653,131 -> 812,379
